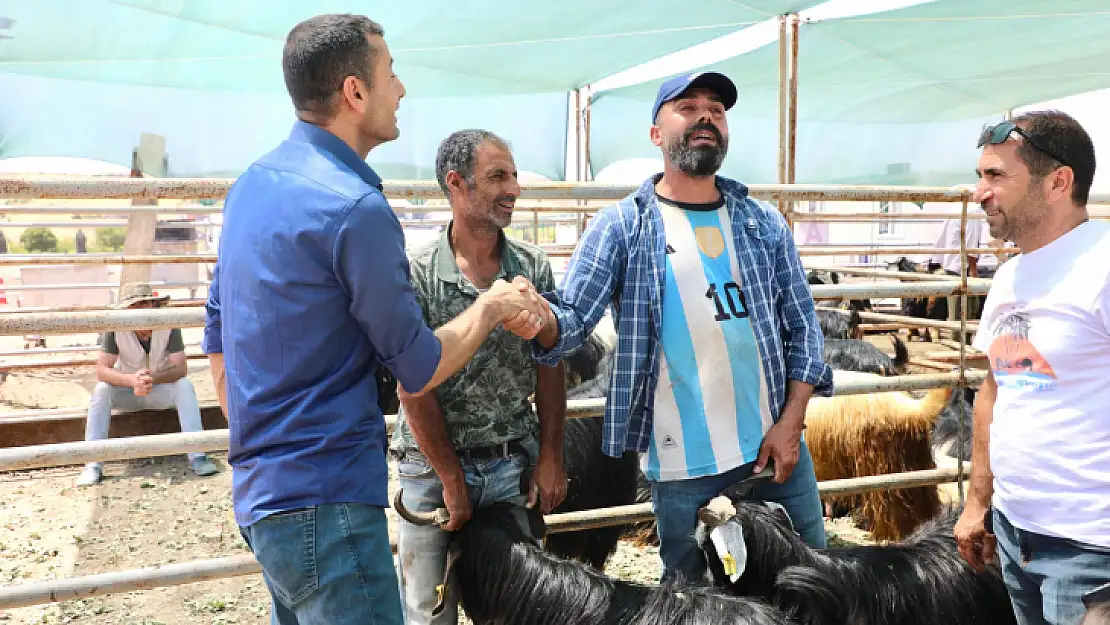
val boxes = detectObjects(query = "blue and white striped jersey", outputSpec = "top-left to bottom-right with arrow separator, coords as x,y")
644,197 -> 773,481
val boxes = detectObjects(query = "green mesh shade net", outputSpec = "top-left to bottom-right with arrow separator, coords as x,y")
590,0 -> 1110,186
0,0 -> 809,179
0,0 -> 814,95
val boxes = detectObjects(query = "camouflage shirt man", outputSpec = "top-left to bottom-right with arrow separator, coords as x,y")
389,227 -> 554,453
393,129 -> 567,625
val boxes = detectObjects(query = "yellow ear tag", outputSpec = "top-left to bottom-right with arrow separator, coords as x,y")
436,584 -> 446,604
720,552 -> 737,577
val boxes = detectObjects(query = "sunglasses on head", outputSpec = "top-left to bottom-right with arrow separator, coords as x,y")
977,121 -> 1070,168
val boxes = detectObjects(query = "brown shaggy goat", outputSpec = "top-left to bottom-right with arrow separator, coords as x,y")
806,371 -> 951,542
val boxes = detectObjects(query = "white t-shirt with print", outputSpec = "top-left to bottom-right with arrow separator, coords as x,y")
972,219 -> 1110,548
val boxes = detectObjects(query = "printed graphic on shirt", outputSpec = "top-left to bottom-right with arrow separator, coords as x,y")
986,306 -> 1058,392
646,201 -> 772,482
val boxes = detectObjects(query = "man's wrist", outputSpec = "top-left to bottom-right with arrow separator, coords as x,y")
535,306 -> 559,349
476,293 -> 504,326
439,464 -> 467,488
778,406 -> 806,432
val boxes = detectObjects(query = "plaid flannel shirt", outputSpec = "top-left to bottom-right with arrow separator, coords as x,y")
533,174 -> 834,458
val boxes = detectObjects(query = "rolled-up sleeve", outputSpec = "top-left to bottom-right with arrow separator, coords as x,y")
202,261 -> 222,354
772,214 -> 834,397
333,193 -> 442,394
532,206 -> 625,367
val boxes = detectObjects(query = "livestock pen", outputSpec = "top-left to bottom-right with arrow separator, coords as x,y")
1,177 -> 1106,622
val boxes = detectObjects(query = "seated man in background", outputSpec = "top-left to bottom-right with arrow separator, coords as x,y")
76,282 -> 219,486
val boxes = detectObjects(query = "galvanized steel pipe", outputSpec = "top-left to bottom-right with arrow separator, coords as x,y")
0,281 -> 987,335
0,253 -> 217,266
0,308 -> 205,335
0,465 -> 972,609
0,374 -> 980,472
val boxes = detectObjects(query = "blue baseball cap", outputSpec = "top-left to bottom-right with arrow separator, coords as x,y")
651,71 -> 738,123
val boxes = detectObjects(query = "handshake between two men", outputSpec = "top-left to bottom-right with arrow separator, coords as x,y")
483,275 -> 556,342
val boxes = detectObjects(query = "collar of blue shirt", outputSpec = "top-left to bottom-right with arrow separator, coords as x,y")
287,119 -> 384,191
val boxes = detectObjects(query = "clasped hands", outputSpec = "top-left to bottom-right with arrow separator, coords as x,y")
484,276 -> 554,340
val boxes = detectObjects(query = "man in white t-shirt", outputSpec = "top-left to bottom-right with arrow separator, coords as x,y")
930,213 -> 986,324
930,214 -> 984,278
955,110 -> 1110,625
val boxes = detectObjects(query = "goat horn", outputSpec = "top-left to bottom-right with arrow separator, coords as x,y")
393,490 -> 451,527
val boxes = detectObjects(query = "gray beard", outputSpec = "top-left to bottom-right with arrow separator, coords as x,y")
665,136 -> 728,177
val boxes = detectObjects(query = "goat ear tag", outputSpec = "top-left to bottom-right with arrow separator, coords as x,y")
709,525 -> 747,583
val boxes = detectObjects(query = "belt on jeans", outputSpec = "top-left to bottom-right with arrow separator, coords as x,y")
459,439 -> 530,463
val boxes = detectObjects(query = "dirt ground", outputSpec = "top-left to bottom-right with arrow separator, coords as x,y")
0,330 -> 976,624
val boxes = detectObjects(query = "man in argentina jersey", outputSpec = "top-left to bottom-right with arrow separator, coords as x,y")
647,196 -> 774,481
529,70 -> 832,584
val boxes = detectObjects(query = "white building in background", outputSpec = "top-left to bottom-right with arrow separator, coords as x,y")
792,198 -> 1003,272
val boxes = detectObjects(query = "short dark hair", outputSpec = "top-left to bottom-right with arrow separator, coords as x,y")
1083,601 -> 1110,625
434,129 -> 510,196
282,14 -> 384,118
1012,109 -> 1096,206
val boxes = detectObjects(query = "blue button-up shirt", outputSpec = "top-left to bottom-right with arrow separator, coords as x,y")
204,121 -> 442,526
534,174 -> 833,458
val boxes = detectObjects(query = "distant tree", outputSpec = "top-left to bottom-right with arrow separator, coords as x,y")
96,227 -> 127,252
20,227 -> 58,253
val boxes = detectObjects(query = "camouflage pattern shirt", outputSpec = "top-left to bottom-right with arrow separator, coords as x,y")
389,223 -> 556,455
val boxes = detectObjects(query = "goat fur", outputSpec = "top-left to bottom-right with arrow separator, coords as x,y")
622,469 -> 659,547
547,416 -> 640,569
451,503 -> 794,625
805,370 -> 949,541
823,336 -> 907,376
386,313 -> 638,571
807,269 -> 872,312
815,309 -> 862,340
932,385 -> 976,462
695,499 -> 1016,625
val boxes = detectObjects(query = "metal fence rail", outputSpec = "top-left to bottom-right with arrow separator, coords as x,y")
0,281 -> 991,337
0,465 -> 971,610
0,177 -> 992,613
0,371 -> 983,473
6,176 -> 1110,204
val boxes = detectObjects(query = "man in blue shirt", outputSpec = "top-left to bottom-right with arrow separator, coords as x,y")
203,14 -> 547,625
524,71 -> 834,584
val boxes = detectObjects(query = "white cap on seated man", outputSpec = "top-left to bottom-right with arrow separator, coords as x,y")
76,282 -> 219,486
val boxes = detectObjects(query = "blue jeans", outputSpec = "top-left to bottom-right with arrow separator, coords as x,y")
395,437 -> 540,625
650,439 -> 827,584
239,504 -> 402,625
993,507 -> 1110,625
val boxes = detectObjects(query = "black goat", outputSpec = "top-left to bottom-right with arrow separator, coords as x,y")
932,384 -> 976,462
404,502 -> 795,625
547,415 -> 640,569
694,498 -> 1016,625
807,269 -> 872,313
383,315 -> 640,571
544,316 -> 642,569
814,309 -> 862,340
822,335 -> 907,376
622,468 -> 658,547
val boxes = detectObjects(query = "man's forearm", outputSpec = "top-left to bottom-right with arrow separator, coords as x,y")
534,362 -> 566,461
97,365 -> 134,388
535,317 -> 559,351
967,374 -> 996,509
208,353 -> 228,417
400,391 -> 465,487
780,379 -> 815,427
151,363 -> 187,385
414,299 -> 500,396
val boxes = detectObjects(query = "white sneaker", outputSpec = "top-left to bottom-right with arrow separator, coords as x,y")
76,465 -> 102,487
